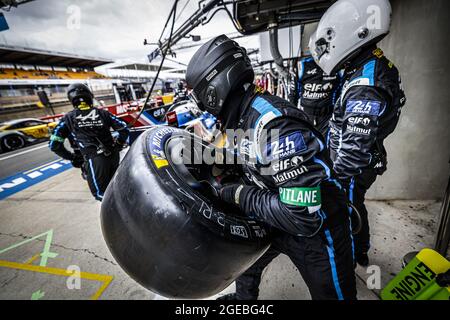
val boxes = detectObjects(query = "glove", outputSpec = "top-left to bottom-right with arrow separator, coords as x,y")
71,154 -> 84,168
219,184 -> 244,206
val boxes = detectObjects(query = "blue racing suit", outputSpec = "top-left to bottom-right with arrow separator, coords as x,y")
329,46 -> 406,255
297,56 -> 341,136
49,105 -> 129,200
221,85 -> 356,300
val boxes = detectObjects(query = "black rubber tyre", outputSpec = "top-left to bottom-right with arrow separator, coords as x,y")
101,126 -> 271,299
1,134 -> 25,152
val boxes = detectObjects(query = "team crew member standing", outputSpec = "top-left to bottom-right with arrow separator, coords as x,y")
311,0 -> 406,266
187,35 -> 356,300
49,83 -> 129,201
297,54 -> 341,136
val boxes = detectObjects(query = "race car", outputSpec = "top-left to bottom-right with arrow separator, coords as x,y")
0,118 -> 57,153
127,100 -> 218,145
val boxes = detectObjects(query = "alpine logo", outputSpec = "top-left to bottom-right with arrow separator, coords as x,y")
307,68 -> 318,75
76,110 -> 103,128
76,110 -> 99,121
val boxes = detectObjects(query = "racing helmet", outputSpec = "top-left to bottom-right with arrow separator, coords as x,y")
311,0 -> 392,74
186,35 -> 254,116
67,83 -> 94,108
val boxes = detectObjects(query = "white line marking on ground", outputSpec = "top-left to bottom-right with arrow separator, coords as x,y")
0,144 -> 48,161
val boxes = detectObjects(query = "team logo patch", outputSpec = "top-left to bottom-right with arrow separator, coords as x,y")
264,132 -> 306,162
273,165 -> 309,185
148,127 -> 177,168
230,225 -> 248,239
346,100 -> 381,116
272,155 -> 304,173
348,117 -> 371,126
346,125 -> 372,136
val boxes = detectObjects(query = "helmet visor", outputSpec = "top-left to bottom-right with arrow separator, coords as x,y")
313,38 -> 330,61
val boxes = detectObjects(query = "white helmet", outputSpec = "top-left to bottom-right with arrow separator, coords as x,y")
311,0 -> 392,75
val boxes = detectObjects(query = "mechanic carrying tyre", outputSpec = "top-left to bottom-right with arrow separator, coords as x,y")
311,0 -> 407,267
186,35 -> 356,300
101,125 -> 272,299
49,83 -> 129,201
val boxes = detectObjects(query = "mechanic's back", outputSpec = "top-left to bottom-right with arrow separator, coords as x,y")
50,83 -> 129,201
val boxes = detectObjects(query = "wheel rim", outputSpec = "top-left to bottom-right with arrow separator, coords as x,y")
4,136 -> 25,150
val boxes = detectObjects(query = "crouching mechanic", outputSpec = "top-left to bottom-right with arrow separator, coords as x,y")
49,83 -> 129,201
186,35 -> 356,300
311,0 -> 406,266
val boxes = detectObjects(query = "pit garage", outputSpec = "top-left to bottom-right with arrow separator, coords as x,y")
0,0 -> 448,310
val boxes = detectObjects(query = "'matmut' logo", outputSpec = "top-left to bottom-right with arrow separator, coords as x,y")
273,166 -> 309,185
347,125 -> 371,135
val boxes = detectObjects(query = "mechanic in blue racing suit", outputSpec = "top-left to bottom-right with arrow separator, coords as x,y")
186,35 -> 356,300
49,83 -> 129,201
297,56 -> 341,136
311,0 -> 407,266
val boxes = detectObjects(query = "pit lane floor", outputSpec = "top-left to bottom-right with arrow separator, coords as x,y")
0,167 -> 441,300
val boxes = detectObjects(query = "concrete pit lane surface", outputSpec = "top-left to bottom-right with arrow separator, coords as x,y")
0,142 -> 442,300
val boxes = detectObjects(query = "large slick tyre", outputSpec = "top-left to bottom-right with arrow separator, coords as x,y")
101,126 -> 271,299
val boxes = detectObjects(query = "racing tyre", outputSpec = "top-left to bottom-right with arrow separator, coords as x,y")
101,126 -> 271,299
1,135 -> 25,152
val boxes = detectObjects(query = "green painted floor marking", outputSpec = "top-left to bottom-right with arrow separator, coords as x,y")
31,290 -> 45,300
0,229 -> 58,267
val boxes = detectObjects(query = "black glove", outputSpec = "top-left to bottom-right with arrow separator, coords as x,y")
71,154 -> 84,168
219,184 -> 243,206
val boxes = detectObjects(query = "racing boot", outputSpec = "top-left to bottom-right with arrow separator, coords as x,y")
356,252 -> 369,267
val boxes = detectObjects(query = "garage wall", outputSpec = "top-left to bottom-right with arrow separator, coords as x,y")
367,0 -> 450,200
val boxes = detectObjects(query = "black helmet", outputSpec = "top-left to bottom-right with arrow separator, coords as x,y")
67,83 -> 94,107
186,35 -> 254,116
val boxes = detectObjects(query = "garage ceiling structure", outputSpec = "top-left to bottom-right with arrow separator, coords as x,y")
0,44 -> 113,69
233,0 -> 336,35
0,0 -> 35,10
